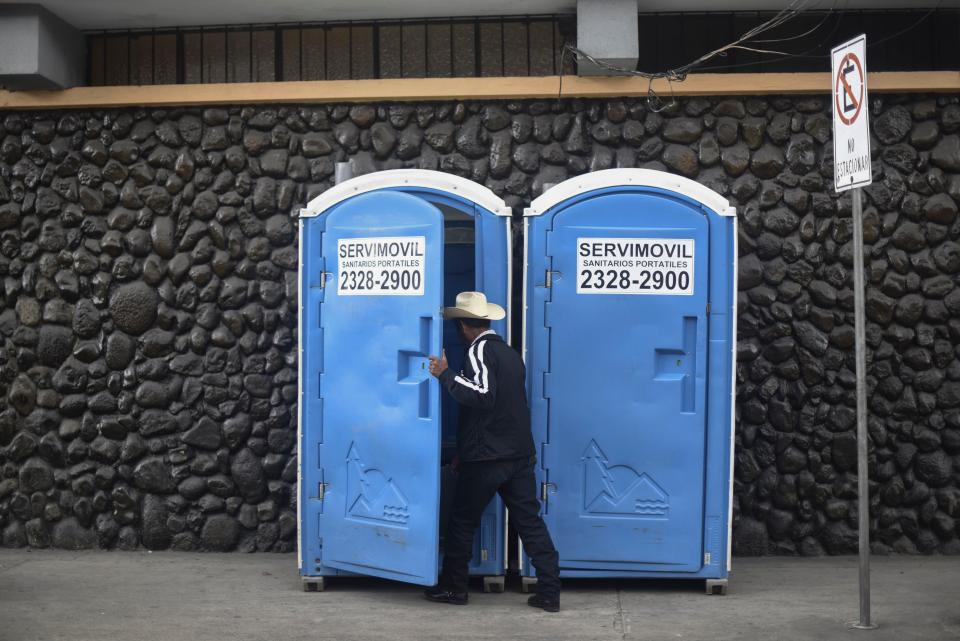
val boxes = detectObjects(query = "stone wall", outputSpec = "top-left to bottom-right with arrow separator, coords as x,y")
0,96 -> 958,554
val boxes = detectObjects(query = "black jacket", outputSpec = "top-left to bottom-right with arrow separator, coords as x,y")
439,331 -> 536,462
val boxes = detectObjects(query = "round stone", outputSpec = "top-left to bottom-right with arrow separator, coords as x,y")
51,517 -> 97,550
181,418 -> 222,451
732,517 -> 769,555
2,522 -> 27,548
116,526 -> 139,550
72,299 -> 101,339
230,448 -> 266,502
874,106 -> 912,144
104,333 -> 135,369
264,215 -> 295,246
931,135 -> 960,172
425,122 -> 455,153
133,457 -> 176,493
201,515 -> 240,551
915,451 -> 953,487
662,118 -> 702,144
15,298 -> 41,326
785,134 -> 815,173
713,100 -> 746,118
482,106 -> 511,132
821,521 -> 857,554
750,145 -> 785,179
0,202 -> 21,230
891,222 -> 926,252
370,122 -> 397,158
8,374 -> 37,416
19,457 -> 54,493
37,325 -> 75,367
910,121 -> 939,149
223,414 -> 252,450
25,518 -> 51,548
831,433 -> 858,471
109,282 -> 159,335
301,133 -> 334,158
141,494 -> 171,550
922,193 -> 957,225
721,144 -> 750,176
140,329 -> 175,358
135,382 -> 170,409
661,144 -> 698,177
259,150 -> 289,178
178,476 -> 206,500
348,105 -> 377,128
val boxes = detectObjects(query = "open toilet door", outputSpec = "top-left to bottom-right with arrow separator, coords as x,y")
305,190 -> 444,586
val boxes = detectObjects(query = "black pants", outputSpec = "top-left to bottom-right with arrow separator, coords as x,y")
440,456 -> 560,599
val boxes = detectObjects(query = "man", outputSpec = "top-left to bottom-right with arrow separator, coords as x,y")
425,291 -> 561,612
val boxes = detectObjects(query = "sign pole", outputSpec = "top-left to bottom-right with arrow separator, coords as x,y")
850,186 -> 875,630
831,34 -> 875,631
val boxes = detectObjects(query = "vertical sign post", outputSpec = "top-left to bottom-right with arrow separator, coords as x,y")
831,34 -> 876,631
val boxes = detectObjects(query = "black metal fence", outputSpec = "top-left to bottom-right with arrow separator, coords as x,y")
86,16 -> 573,86
85,9 -> 959,86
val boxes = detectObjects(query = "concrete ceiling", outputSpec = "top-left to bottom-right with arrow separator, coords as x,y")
0,0 -> 953,30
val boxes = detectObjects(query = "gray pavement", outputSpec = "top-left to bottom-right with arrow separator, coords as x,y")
0,550 -> 957,641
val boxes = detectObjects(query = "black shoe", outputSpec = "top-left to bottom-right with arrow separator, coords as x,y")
424,586 -> 468,605
527,593 -> 560,613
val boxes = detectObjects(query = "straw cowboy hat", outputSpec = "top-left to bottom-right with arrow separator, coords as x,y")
443,291 -> 506,321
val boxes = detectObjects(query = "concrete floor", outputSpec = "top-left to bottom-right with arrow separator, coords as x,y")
0,551 -> 957,641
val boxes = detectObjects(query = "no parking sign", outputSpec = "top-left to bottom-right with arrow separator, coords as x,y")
831,35 -> 871,192
831,34 -> 876,629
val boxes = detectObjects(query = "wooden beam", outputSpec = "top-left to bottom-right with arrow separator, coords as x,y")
0,71 -> 957,110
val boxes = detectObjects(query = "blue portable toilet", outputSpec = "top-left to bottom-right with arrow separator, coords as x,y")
520,169 -> 737,595
298,170 -> 512,592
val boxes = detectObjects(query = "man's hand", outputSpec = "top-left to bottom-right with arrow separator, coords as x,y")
428,350 -> 448,378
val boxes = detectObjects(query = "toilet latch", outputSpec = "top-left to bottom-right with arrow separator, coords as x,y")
540,482 -> 557,501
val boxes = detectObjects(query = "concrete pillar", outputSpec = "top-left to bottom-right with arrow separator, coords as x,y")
576,0 -> 639,77
0,5 -> 85,90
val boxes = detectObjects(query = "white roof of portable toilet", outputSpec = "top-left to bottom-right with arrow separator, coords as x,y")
300,169 -> 512,218
524,168 -> 736,218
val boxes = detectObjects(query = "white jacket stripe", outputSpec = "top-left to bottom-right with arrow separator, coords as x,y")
454,375 -> 483,391
476,341 -> 488,392
455,341 -> 489,394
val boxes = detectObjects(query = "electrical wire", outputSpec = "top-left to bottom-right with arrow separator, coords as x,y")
696,4 -> 848,73
695,3 -> 938,73
562,0 -> 942,110
750,4 -> 840,44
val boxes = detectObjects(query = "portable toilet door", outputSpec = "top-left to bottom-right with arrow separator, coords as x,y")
298,170 -> 512,592
521,169 -> 737,595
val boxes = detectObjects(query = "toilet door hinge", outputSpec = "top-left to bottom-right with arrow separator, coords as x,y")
704,552 -> 712,565
318,272 -> 331,288
706,302 -> 711,315
317,481 -> 328,500
545,270 -> 559,288
481,549 -> 489,562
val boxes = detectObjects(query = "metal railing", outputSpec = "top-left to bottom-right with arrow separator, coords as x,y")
84,9 -> 959,86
